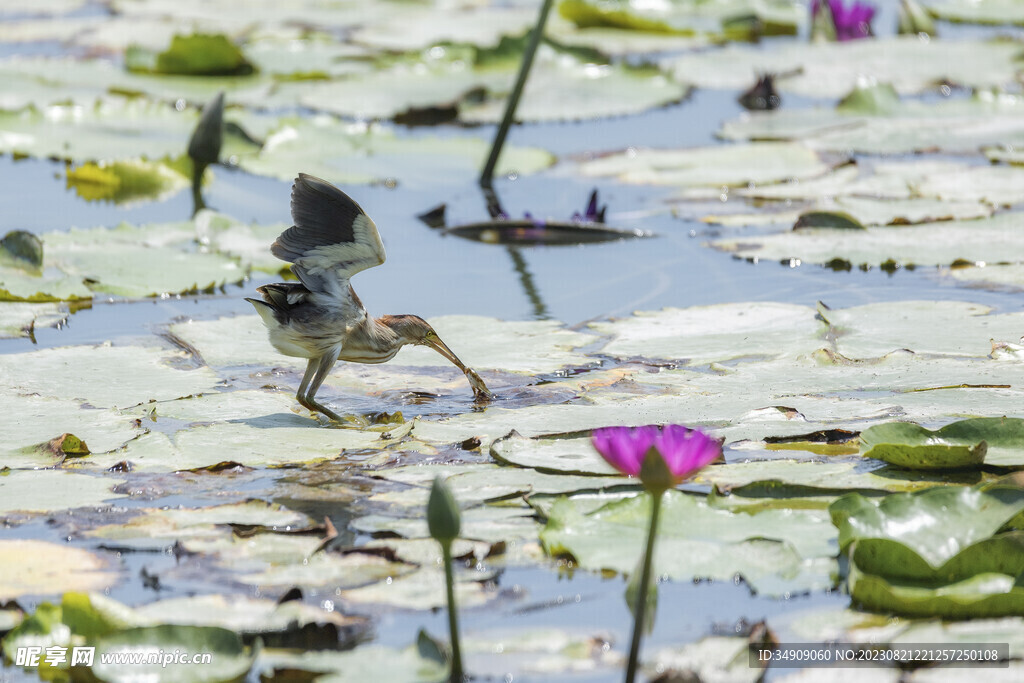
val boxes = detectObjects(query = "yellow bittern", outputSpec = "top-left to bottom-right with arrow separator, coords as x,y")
247,174 -> 490,422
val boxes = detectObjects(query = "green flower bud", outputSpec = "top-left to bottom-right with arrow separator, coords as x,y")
638,447 -> 674,496
427,476 -> 461,545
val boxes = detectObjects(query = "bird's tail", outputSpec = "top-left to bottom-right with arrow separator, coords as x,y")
245,297 -> 278,328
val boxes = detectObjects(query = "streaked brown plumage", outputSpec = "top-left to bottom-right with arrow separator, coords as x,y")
247,174 -> 490,422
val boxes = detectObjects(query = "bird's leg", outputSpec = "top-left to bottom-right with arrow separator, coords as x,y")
298,350 -> 344,422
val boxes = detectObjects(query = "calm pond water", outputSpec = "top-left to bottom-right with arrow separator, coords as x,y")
2,2 -> 1023,682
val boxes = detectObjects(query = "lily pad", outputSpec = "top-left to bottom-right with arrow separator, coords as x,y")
829,485 -> 1024,572
64,159 -> 189,205
645,636 -> 759,683
818,300 -> 1024,359
558,0 -> 802,37
861,422 -> 989,470
541,489 -> 838,596
0,540 -> 117,599
256,641 -> 447,682
0,301 -> 67,339
590,302 -> 825,363
127,33 -> 254,76
578,141 -> 831,187
0,470 -> 126,515
665,36 -> 1023,98
236,115 -> 553,187
91,625 -> 252,683
849,558 -> 1024,620
490,432 -> 622,476
712,212 -> 1024,269
0,343 -> 221,408
927,0 -> 1024,26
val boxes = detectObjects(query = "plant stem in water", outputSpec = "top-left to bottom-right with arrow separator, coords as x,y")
625,491 -> 663,682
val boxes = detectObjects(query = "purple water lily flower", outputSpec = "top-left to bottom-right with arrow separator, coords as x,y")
813,0 -> 875,41
571,189 -> 607,224
591,425 -> 721,484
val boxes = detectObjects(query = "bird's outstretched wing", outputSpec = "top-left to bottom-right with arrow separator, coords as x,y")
271,174 -> 386,295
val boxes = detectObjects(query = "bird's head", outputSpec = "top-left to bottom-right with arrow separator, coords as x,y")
380,315 -> 469,371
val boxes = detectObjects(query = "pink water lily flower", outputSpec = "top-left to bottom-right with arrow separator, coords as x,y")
591,425 -> 721,484
813,0 -> 875,41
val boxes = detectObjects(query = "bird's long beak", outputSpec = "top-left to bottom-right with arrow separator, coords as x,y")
424,335 -> 468,372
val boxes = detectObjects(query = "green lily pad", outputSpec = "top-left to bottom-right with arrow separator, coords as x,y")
849,557 -> 1024,620
0,265 -> 92,302
0,540 -> 118,599
578,142 -> 831,187
861,422 -> 988,470
860,418 -> 1024,470
794,210 -> 865,231
351,5 -> 537,51
462,627 -> 621,678
696,459 -> 956,494
127,33 -> 254,76
0,469 -> 126,515
712,212 -> 1024,269
236,115 -> 553,187
541,490 -> 838,596
64,159 -> 189,204
92,625 -> 252,683
0,301 -> 67,339
829,485 -> 1024,571
558,0 -> 802,37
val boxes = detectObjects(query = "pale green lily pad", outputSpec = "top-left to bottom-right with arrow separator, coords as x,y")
193,210 -> 289,273
105,421 -> 406,472
665,36 -> 1023,98
819,300 -> 1024,359
0,470 -> 126,515
351,6 -> 538,50
224,544 -> 415,589
256,642 -> 447,682
578,142 -> 830,187
2,393 -> 142,466
363,538 -> 490,566
370,463 -> 631,507
0,265 -> 91,302
541,490 -> 837,596
721,91 -> 1024,155
490,432 -> 622,476
237,115 -> 553,187
290,41 -> 686,123
340,566 -> 498,610
945,263 -> 1024,289
242,35 -> 371,79
0,540 -> 118,599
549,24 -> 711,55
891,616 -> 1024,660
591,302 -> 825,363
85,501 -> 313,548
73,592 -> 361,641
92,625 -> 253,683
0,301 -> 67,339
702,196 -> 993,228
129,390 -> 302,424
0,56 -> 272,109
0,344 -> 221,408
645,636 -> 758,683
462,627 -> 620,678
168,313 -> 301,369
927,0 -> 1024,26
352,504 -> 540,545
712,212 -> 1024,268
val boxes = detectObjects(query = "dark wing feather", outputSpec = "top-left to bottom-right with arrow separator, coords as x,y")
270,174 -> 386,295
